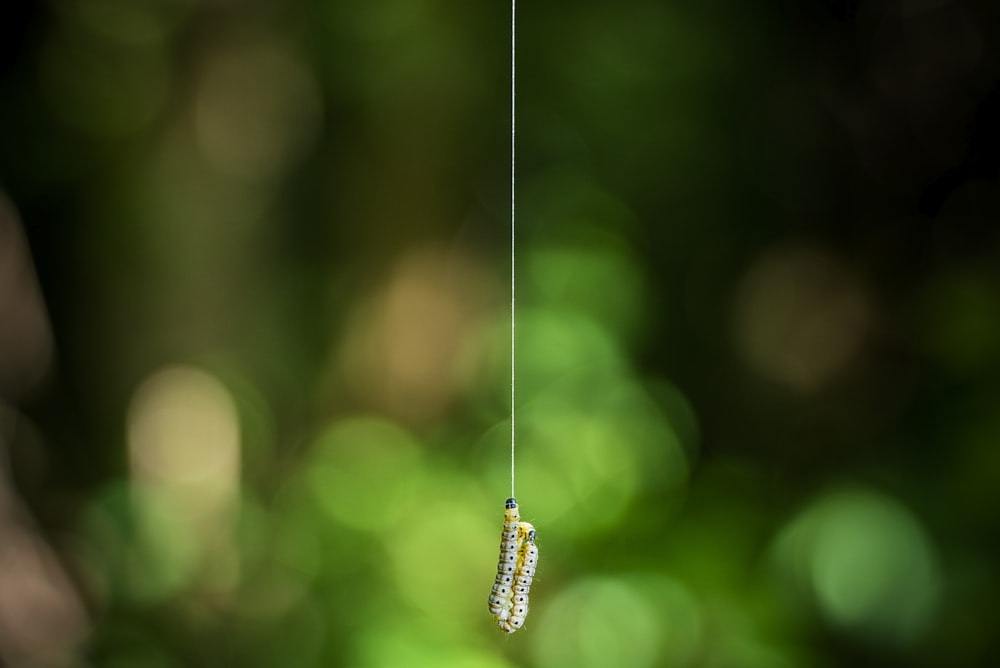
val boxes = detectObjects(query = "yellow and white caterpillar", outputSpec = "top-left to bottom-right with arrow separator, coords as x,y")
488,497 -> 537,633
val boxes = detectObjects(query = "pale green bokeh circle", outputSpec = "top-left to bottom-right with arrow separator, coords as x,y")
526,243 -> 647,344
631,575 -> 703,667
478,384 -> 640,541
126,484 -> 201,602
516,308 -> 627,393
356,618 -> 518,668
772,487 -> 941,645
532,577 -> 663,668
383,474 -> 493,632
305,417 -> 424,532
481,367 -> 689,540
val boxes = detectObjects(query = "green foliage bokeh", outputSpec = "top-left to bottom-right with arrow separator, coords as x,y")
2,1 -> 1000,667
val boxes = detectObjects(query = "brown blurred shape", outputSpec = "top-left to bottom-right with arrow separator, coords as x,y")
336,245 -> 495,424
0,417 -> 89,668
734,245 -> 872,392
0,194 -> 53,401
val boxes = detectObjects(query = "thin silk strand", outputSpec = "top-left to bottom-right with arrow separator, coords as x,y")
510,0 -> 516,499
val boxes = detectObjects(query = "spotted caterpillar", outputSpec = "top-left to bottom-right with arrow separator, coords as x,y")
488,497 -> 538,633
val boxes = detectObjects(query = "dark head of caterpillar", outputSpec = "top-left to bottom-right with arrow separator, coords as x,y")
505,497 -> 517,509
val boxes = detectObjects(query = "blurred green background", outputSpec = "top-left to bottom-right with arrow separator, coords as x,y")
2,0 -> 1000,666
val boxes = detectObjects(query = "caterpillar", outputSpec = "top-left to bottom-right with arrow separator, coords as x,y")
488,497 -> 538,633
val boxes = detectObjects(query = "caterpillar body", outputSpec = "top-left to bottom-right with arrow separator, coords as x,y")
488,497 -> 537,633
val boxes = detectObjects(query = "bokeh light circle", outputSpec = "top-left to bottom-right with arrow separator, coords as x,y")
771,487 -> 941,645
532,577 -> 663,668
305,417 -> 424,532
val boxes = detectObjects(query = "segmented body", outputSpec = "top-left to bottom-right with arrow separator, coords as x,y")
488,497 -> 537,633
